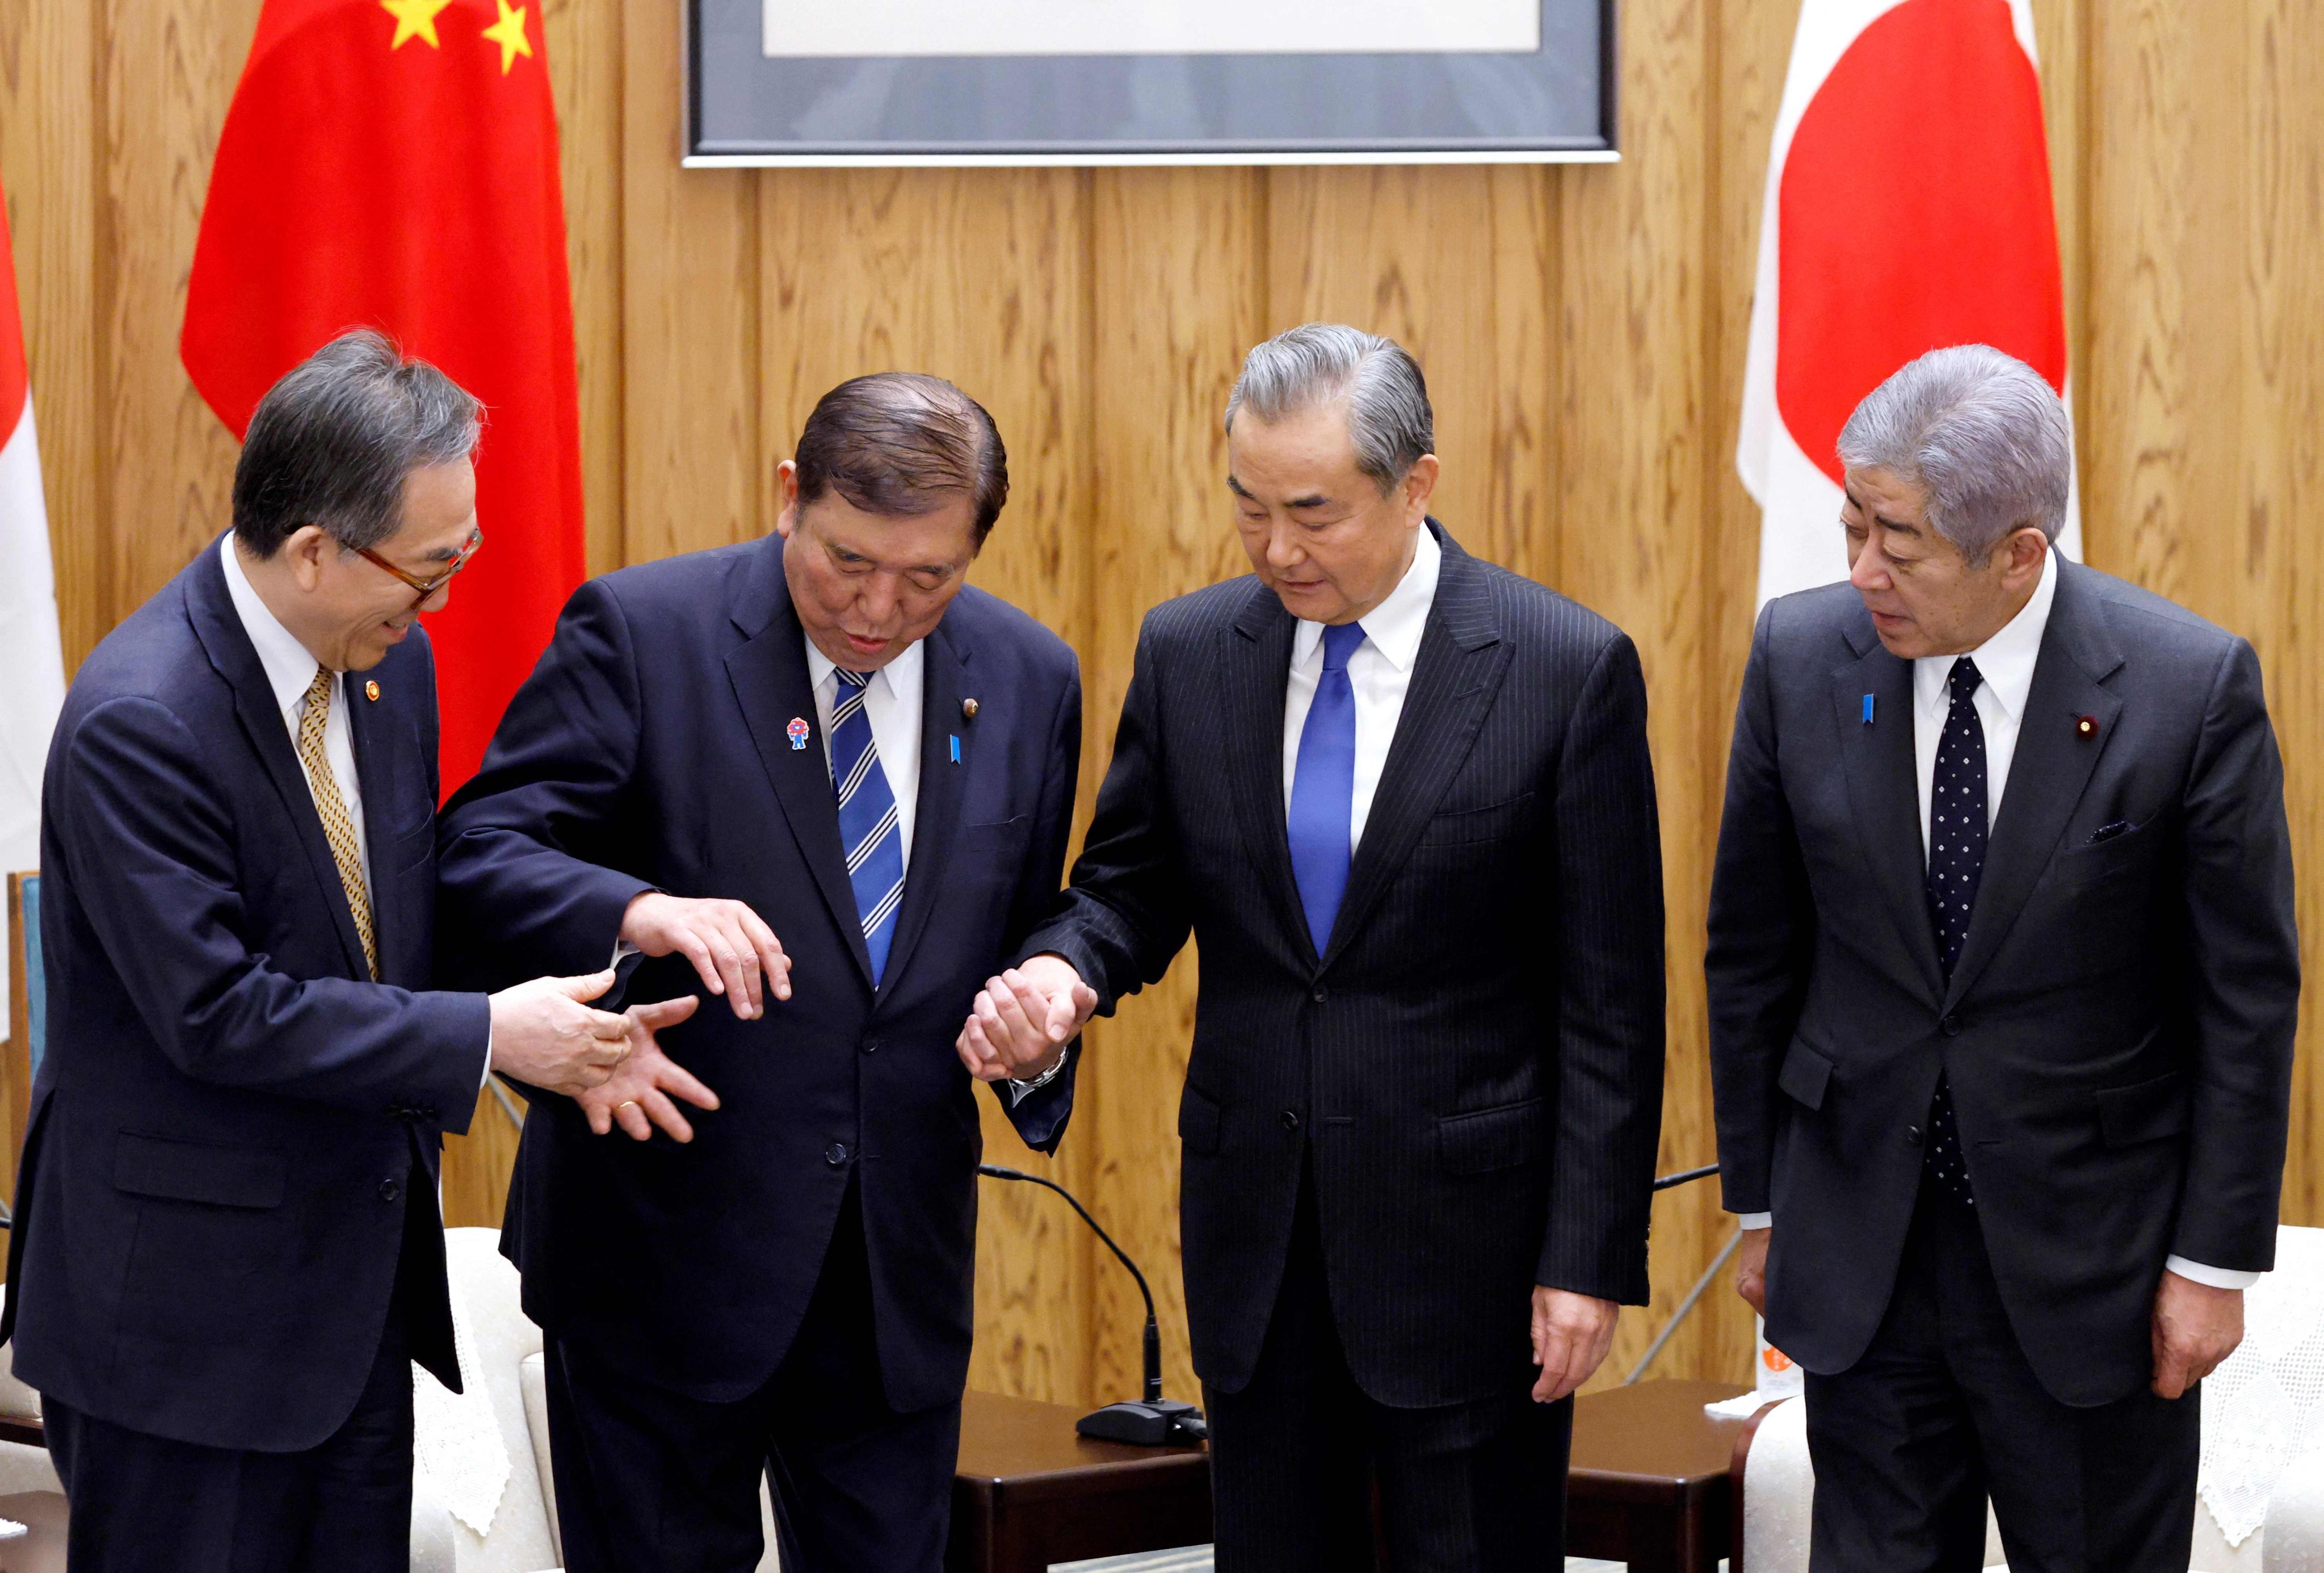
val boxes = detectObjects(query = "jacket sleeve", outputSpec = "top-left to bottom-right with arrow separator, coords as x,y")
990,649 -> 1085,1153
435,579 -> 657,992
1705,602 -> 1816,1217
2168,635 -> 2300,1272
51,695 -> 489,1118
1537,631 -> 1667,1306
1013,615 -> 1194,1012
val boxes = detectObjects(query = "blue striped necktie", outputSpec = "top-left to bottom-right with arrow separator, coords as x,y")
830,668 -> 906,982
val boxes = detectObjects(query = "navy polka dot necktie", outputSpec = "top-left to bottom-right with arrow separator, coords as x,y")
1924,656 -> 1986,1207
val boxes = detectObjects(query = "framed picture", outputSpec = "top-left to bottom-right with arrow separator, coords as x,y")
688,0 -> 1619,166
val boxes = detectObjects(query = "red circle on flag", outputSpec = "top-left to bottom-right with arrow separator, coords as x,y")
1776,0 -> 2067,485
0,189 -> 27,438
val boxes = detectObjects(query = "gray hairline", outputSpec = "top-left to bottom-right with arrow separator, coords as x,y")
1224,325 -> 1434,494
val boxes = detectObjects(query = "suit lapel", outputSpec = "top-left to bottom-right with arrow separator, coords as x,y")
1944,563 -> 2125,1009
1831,628 -> 1943,1005
881,619 -> 968,994
1321,532 -> 1507,969
723,539 -> 875,988
1220,581 -> 1313,964
184,539 -> 372,982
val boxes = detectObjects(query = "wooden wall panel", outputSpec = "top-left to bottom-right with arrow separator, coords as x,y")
11,0 -> 2324,1413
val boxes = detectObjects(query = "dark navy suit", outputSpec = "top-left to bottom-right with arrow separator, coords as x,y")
4,538 -> 489,1571
435,532 -> 1081,1570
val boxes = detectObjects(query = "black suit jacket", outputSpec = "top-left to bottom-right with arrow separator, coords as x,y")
3,538 -> 488,1452
1020,523 -> 1667,1408
435,534 -> 1082,1410
1708,560 -> 2300,1407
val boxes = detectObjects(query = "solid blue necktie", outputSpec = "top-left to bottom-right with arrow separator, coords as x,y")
1923,656 -> 1986,1206
831,668 -> 906,983
1287,621 -> 1367,953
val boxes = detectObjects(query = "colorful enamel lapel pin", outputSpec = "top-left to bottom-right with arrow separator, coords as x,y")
2077,714 -> 2099,739
787,716 -> 810,750
1863,693 -> 1875,725
950,735 -> 961,764
365,680 -> 380,702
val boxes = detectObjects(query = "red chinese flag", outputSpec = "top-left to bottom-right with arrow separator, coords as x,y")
182,0 -> 583,794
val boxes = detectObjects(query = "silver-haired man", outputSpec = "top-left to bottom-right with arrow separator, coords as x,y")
1708,344 -> 2298,1570
960,323 -> 1668,1567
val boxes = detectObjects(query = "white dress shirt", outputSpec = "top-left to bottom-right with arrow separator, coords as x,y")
221,535 -> 492,1090
1280,524 -> 1443,850
1737,549 -> 2250,1290
805,637 -> 924,869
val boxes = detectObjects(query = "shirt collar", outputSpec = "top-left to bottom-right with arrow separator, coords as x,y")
1913,545 -> 2060,722
218,534 -> 330,718
1291,523 -> 1443,670
804,633 -> 924,702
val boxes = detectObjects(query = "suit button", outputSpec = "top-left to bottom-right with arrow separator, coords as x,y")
1905,1125 -> 1923,1147
1940,1015 -> 1962,1037
825,1143 -> 850,1166
379,1179 -> 402,1203
1312,987 -> 1329,1004
862,1038 -> 883,1055
1280,1110 -> 1301,1132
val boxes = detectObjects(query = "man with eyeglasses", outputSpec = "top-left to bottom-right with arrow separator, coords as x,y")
2,331 -> 684,1573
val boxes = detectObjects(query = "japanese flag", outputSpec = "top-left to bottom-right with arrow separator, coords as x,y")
1739,0 -> 2079,606
0,185 -> 64,887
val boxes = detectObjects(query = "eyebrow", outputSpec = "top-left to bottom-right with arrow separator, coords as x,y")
1844,489 -> 1920,536
1226,475 -> 1254,500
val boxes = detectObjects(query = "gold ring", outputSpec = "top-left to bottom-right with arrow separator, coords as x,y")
615,1100 -> 640,1111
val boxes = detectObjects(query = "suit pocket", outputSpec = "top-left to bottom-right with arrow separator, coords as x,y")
1418,792 -> 1536,847
2095,1071 -> 2190,1148
1438,1098 -> 1547,1174
114,1131 -> 287,1210
2054,818 -> 2153,885
1777,1043 -> 1834,1112
1178,1084 -> 1222,1156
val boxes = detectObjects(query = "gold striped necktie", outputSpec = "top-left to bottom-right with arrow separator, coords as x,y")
296,665 -> 379,980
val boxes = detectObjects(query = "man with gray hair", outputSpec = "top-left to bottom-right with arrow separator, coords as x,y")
3,330 -> 675,1572
962,323 -> 1667,1567
1708,343 -> 2298,1568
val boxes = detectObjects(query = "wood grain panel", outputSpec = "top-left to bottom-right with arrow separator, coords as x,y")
539,0 -> 621,577
1082,166 -> 1268,1408
757,166 -> 1099,1404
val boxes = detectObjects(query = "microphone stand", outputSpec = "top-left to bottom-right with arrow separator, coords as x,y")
978,1164 -> 1207,1445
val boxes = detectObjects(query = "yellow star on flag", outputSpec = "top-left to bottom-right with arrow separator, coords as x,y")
481,0 -> 534,73
380,0 -> 451,48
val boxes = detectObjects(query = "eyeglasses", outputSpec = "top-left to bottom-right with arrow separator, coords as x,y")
358,528 -> 482,610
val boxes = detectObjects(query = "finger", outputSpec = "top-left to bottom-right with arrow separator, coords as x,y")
1071,981 -> 1099,1024
737,909 -> 793,1004
705,931 -> 755,1020
585,1097 -> 613,1136
553,968 -> 618,1002
960,1015 -> 1008,1082
717,915 -> 764,1016
631,994 -> 701,1032
649,1056 -> 720,1111
969,990 -> 1010,1067
990,975 -> 1040,1067
1006,973 -> 1058,1038
615,1098 -> 653,1142
584,1006 -> 634,1043
674,931 -> 726,998
1044,986 -> 1080,1045
642,1088 -> 696,1144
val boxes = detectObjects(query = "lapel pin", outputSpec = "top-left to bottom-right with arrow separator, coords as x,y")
364,680 -> 380,702
961,697 -> 979,720
1862,694 -> 1875,725
786,716 -> 810,751
2076,714 -> 2099,739
949,735 -> 961,764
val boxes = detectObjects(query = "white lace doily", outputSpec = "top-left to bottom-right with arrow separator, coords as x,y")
412,1269 -> 511,1539
2201,1226 -> 2324,1546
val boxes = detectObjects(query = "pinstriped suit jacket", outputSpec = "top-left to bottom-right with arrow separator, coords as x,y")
1024,522 -> 1666,1407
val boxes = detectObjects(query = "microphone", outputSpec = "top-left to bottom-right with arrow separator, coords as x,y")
977,1163 -> 1207,1446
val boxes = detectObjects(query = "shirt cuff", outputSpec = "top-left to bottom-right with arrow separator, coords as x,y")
1737,1212 -> 1772,1231
1003,1051 -> 1069,1105
479,1027 -> 494,1090
2165,1255 -> 2260,1291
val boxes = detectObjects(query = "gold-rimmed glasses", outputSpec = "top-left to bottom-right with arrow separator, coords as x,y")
358,527 -> 482,611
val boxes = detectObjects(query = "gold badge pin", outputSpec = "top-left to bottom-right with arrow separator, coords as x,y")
365,681 -> 381,702
961,697 -> 980,720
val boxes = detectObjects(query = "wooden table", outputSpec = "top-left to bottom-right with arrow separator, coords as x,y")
949,1392 -> 1211,1573
1566,1378 -> 1757,1573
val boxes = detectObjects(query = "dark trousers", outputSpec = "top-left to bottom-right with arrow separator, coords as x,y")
1805,1184 -> 2202,1573
45,1240 -> 417,1573
546,1181 -> 962,1573
1203,1165 -> 1572,1573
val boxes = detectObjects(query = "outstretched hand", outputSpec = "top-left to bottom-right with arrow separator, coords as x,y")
577,993 -> 718,1142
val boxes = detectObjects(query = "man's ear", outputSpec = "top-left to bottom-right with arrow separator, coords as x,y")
773,460 -> 801,540
2004,526 -> 2049,588
282,525 -> 331,592
1403,453 -> 1442,521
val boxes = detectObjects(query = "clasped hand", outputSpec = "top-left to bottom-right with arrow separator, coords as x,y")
955,955 -> 1097,1084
